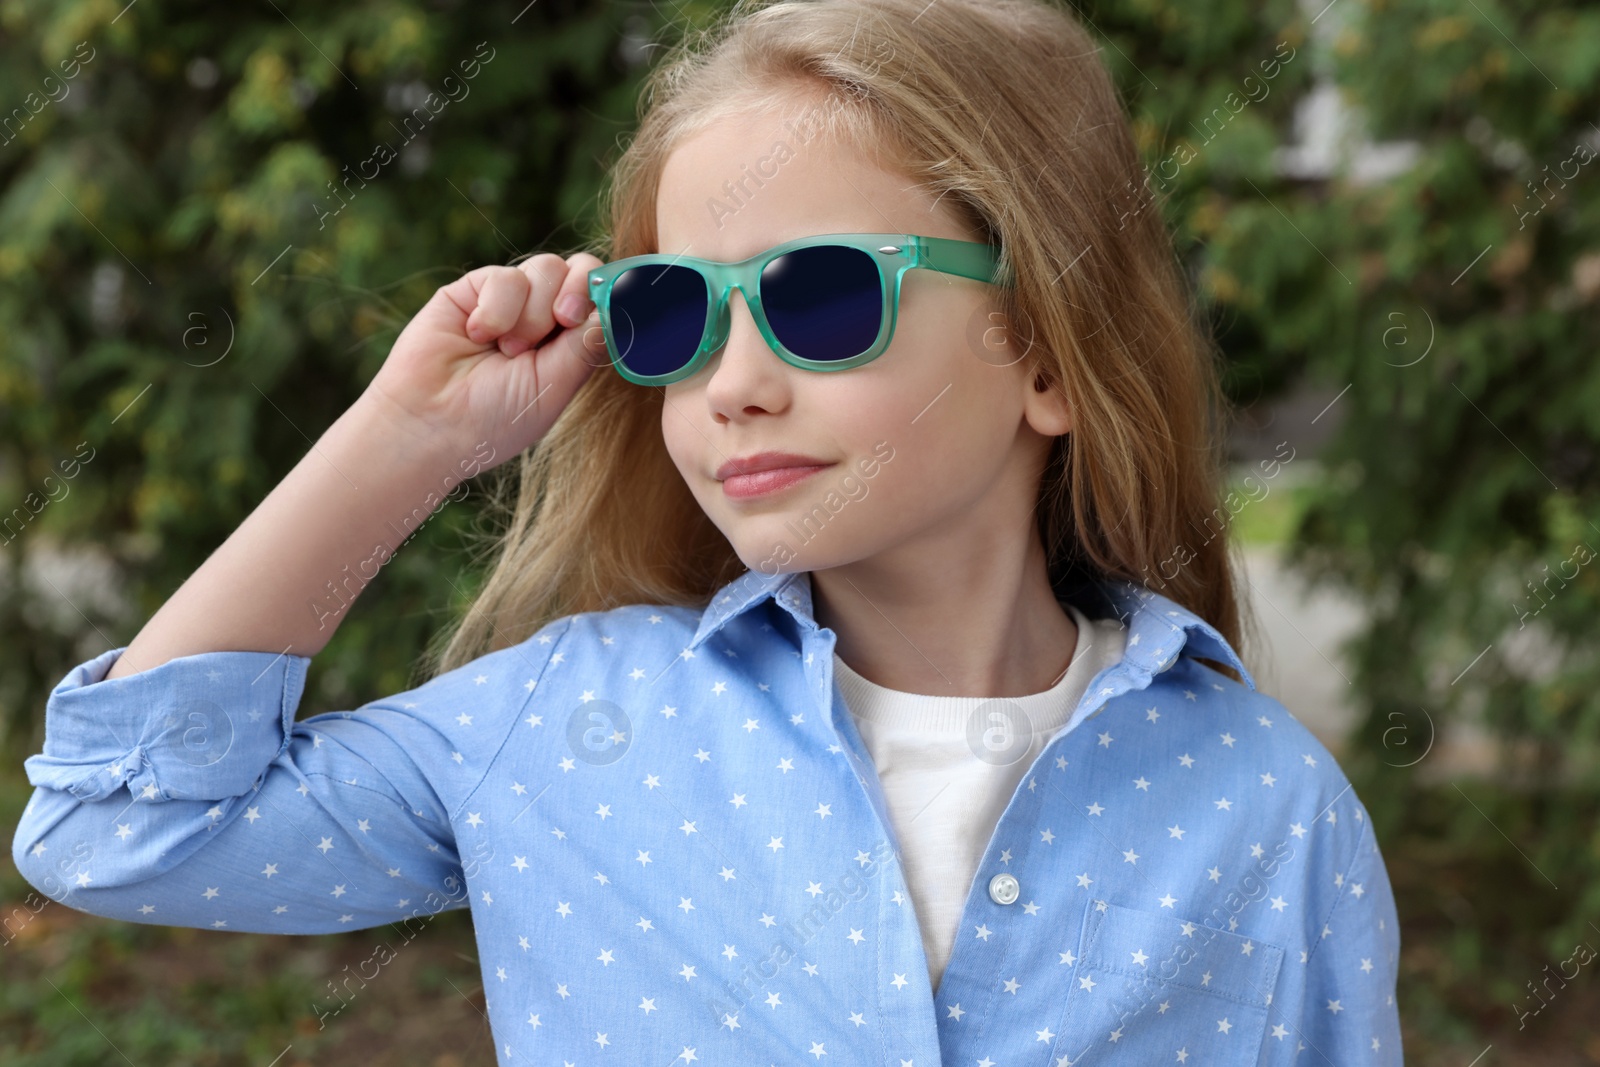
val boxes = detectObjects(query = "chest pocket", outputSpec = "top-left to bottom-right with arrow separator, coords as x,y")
1049,898 -> 1286,1066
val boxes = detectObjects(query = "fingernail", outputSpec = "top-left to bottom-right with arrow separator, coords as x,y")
556,294 -> 587,324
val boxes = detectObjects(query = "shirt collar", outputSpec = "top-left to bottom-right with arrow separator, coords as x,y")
689,567 -> 1255,690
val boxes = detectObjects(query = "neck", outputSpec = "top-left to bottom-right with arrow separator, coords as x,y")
810,530 -> 1078,698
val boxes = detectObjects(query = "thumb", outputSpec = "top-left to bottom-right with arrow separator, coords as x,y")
536,308 -> 611,386
570,308 -> 612,373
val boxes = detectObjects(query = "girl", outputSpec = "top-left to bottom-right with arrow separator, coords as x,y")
13,0 -> 1401,1063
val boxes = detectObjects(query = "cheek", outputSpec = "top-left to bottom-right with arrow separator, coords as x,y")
816,377 -> 1012,519
845,330 -> 1019,473
659,390 -> 700,481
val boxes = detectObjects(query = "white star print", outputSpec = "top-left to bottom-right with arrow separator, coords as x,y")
12,570 -> 1399,1062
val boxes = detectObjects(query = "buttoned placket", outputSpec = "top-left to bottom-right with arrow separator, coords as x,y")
739,571 -> 1244,1065
953,610 -> 1246,1067
776,584 -> 940,1065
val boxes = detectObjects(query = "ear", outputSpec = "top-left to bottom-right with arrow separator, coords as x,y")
1022,363 -> 1073,437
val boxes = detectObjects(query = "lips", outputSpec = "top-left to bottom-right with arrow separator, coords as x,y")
715,451 -> 833,481
716,451 -> 835,501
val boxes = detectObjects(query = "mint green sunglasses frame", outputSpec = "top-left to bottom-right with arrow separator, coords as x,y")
585,232 -> 1008,386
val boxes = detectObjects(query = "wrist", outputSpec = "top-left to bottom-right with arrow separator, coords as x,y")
288,397 -> 486,639
342,387 -> 471,471
315,395 -> 493,535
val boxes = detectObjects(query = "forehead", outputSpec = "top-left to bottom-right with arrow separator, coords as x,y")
654,94 -> 958,263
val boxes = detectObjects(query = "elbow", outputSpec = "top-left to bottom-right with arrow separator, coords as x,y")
10,786 -> 101,911
11,788 -> 49,890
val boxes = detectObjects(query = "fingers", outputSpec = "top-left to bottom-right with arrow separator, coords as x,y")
463,266 -> 532,347
456,253 -> 607,360
494,252 -> 602,358
550,252 -> 608,368
553,252 -> 603,324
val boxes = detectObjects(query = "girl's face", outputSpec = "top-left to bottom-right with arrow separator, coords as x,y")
656,89 -> 1071,579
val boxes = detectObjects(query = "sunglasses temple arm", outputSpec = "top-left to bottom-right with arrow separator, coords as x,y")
915,235 -> 1008,286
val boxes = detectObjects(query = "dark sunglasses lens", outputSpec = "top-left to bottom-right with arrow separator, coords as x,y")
760,245 -> 883,362
608,264 -> 709,379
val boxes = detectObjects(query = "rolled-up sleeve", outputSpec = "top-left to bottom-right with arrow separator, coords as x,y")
20,646 -> 307,803
9,646 -> 476,934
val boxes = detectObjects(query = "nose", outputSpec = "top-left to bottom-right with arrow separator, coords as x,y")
699,286 -> 790,419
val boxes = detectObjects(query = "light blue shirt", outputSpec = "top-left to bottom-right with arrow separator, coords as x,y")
12,566 -> 1401,1065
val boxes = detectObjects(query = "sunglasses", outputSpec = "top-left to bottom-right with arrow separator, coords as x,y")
585,232 -> 1008,386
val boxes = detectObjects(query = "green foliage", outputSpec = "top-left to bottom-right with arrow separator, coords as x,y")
1163,0 -> 1600,1050
1024,0 -> 1600,1054
0,0 -> 668,738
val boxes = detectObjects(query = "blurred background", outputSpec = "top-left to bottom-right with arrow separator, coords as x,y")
2,0 -> 1598,1063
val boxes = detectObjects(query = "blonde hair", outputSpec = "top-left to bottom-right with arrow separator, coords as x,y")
425,0 -> 1258,683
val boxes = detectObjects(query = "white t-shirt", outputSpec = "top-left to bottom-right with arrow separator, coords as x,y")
832,602 -> 1128,993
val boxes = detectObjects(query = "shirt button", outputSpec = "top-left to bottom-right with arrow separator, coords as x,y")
988,873 -> 1020,905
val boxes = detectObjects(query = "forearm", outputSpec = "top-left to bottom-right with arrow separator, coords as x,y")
107,392 -> 476,679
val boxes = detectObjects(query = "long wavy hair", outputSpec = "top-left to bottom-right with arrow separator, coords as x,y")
424,0 -> 1258,684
